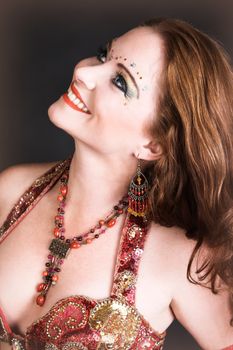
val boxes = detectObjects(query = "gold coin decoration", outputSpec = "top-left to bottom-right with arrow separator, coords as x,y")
89,298 -> 141,349
112,270 -> 136,299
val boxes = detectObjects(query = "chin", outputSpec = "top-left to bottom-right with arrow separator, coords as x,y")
47,97 -> 88,143
48,96 -> 73,130
48,98 -> 62,125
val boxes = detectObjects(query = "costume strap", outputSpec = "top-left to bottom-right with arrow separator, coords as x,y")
0,156 -> 72,244
110,213 -> 150,306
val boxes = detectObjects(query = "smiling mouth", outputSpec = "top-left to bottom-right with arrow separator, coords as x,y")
62,81 -> 91,114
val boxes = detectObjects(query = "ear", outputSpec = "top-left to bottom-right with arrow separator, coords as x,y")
136,140 -> 163,161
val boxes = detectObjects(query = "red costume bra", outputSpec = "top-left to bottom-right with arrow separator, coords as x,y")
0,157 -> 168,349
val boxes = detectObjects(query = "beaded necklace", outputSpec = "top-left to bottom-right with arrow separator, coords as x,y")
36,164 -> 128,306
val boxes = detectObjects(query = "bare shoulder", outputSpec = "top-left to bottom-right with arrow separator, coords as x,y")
138,220 -> 198,303
148,222 -> 233,348
146,221 -> 198,279
0,160 -> 59,227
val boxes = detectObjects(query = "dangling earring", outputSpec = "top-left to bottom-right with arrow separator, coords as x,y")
127,158 -> 149,218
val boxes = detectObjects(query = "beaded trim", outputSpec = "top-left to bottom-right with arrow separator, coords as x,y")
0,315 -> 9,342
11,337 -> 25,350
0,157 -> 72,243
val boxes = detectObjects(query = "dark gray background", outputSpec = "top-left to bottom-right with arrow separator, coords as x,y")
0,0 -> 232,349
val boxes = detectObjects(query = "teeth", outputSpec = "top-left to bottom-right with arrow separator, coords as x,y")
66,88 -> 89,113
73,97 -> 81,105
78,102 -> 84,109
69,94 -> 76,102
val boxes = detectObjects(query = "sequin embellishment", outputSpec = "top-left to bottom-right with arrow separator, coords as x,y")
46,301 -> 88,340
45,342 -> 88,350
89,298 -> 141,349
11,338 -> 25,350
62,342 -> 88,350
127,224 -> 143,240
0,316 -> 9,342
111,270 -> 136,300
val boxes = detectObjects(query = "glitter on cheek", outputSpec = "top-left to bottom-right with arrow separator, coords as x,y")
142,85 -> 148,92
130,63 -> 136,68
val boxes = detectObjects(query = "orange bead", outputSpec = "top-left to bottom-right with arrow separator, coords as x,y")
37,283 -> 46,292
57,195 -> 64,202
42,271 -> 48,276
106,218 -> 116,228
54,227 -> 60,238
71,241 -> 81,249
36,294 -> 45,306
86,238 -> 92,244
60,186 -> 67,196
99,220 -> 105,226
52,275 -> 59,282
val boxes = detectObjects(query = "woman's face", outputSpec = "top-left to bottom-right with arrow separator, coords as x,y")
48,26 -> 164,158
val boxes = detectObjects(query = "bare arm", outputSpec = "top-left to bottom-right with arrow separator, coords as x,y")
169,237 -> 233,349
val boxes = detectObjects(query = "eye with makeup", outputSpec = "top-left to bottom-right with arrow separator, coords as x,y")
96,45 -> 134,99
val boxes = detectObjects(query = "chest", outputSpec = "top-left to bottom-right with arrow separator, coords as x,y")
0,196 -> 174,337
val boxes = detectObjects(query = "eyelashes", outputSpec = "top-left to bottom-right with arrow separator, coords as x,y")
96,45 -> 108,64
96,44 -> 130,98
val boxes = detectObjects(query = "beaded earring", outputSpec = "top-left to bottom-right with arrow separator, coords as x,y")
127,159 -> 149,218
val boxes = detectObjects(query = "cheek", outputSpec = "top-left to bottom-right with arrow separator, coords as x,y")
94,100 -> 147,147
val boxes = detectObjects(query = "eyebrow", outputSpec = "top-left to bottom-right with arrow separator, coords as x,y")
106,39 -> 140,99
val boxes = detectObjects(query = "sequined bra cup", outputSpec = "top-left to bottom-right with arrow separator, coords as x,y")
0,157 -> 167,350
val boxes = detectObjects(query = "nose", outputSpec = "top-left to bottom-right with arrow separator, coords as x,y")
73,61 -> 99,91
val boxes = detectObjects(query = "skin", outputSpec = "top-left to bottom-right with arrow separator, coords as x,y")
47,26 -> 164,226
0,26 -> 232,349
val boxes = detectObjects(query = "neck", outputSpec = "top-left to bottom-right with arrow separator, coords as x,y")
63,143 -> 138,225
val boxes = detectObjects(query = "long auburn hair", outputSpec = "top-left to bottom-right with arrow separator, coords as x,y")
140,18 -> 233,326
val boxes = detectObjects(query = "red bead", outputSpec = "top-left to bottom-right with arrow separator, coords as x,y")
71,241 -> 81,249
42,271 -> 48,276
36,294 -> 45,306
106,218 -> 116,228
118,208 -> 124,214
52,275 -> 59,282
60,186 -> 67,196
99,220 -> 105,226
57,195 -> 64,202
54,227 -> 60,238
86,238 -> 92,244
37,283 -> 46,292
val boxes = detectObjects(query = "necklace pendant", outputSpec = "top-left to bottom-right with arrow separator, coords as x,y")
36,239 -> 71,306
49,238 -> 71,258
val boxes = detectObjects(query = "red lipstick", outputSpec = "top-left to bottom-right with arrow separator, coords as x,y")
62,81 -> 91,114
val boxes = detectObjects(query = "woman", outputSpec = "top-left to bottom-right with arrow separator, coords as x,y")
0,17 -> 232,350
